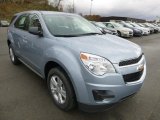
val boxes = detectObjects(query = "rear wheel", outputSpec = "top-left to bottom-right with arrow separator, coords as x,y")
9,45 -> 21,65
47,67 -> 76,111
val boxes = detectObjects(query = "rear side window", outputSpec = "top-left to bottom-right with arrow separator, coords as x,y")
14,14 -> 29,30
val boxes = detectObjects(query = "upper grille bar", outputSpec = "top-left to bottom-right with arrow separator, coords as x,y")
119,53 -> 143,66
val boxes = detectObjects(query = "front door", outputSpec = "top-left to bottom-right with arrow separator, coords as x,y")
22,14 -> 44,73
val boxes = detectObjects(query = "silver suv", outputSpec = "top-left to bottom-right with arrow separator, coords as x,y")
7,11 -> 146,112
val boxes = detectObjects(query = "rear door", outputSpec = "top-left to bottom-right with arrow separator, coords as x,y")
11,14 -> 29,60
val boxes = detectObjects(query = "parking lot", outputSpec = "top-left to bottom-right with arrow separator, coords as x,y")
0,27 -> 160,120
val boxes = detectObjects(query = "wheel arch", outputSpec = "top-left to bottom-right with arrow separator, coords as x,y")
44,60 -> 78,102
7,39 -> 11,47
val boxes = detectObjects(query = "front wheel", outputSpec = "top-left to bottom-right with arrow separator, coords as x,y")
9,45 -> 21,65
117,31 -> 121,37
47,67 -> 76,111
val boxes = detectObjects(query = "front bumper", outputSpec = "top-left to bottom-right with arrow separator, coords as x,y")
121,32 -> 133,37
142,31 -> 150,35
78,55 -> 146,112
79,92 -> 136,112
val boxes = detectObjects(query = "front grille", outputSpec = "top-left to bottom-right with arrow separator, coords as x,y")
129,31 -> 133,34
123,70 -> 143,83
119,54 -> 143,66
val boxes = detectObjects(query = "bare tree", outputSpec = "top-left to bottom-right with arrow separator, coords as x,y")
0,0 -> 13,3
57,0 -> 62,8
66,4 -> 74,13
49,0 -> 62,8
20,0 -> 24,4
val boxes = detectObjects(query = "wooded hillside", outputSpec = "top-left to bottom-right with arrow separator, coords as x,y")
0,0 -> 58,21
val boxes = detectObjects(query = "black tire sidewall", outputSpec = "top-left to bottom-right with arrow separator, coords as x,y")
9,45 -> 16,64
47,68 -> 75,111
9,45 -> 20,65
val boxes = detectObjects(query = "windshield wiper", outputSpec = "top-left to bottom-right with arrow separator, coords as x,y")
54,35 -> 78,37
54,33 -> 103,37
76,32 -> 103,36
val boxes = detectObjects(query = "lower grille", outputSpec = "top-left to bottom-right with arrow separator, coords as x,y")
123,70 -> 143,83
113,32 -> 117,35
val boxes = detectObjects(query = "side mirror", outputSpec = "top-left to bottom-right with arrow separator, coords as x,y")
29,27 -> 43,36
101,28 -> 107,34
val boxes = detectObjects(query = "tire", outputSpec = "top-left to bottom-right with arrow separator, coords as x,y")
47,67 -> 76,111
117,31 -> 121,37
9,45 -> 21,65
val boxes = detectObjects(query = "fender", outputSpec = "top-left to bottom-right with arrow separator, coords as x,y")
7,30 -> 15,47
41,46 -> 90,103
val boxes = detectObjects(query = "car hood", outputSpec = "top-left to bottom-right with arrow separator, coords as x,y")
58,34 -> 142,64
126,26 -> 141,31
136,27 -> 149,31
106,27 -> 117,32
117,27 -> 133,32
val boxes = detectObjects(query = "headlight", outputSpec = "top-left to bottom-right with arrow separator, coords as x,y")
80,53 -> 116,76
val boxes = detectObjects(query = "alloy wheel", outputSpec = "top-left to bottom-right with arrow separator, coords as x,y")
50,75 -> 66,104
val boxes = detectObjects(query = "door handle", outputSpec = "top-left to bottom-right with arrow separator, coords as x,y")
23,39 -> 27,43
22,36 -> 28,43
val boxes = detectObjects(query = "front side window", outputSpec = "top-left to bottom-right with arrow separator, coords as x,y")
43,14 -> 101,37
29,14 -> 41,28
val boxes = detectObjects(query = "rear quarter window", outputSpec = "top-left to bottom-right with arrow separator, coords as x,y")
10,15 -> 17,25
14,14 -> 29,30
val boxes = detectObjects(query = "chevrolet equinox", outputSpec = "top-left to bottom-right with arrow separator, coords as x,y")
7,11 -> 146,112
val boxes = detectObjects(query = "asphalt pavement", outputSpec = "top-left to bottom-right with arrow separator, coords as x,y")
0,27 -> 160,120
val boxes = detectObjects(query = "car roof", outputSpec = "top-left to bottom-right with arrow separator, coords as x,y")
14,10 -> 77,16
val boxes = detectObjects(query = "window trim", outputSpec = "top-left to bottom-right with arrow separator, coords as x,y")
28,13 -> 43,30
14,14 -> 29,31
28,13 -> 44,36
10,15 -> 17,25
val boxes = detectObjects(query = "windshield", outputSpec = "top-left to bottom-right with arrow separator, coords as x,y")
95,22 -> 107,28
131,23 -> 140,27
124,23 -> 133,27
112,23 -> 123,27
43,14 -> 101,37
138,23 -> 145,27
147,23 -> 154,27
